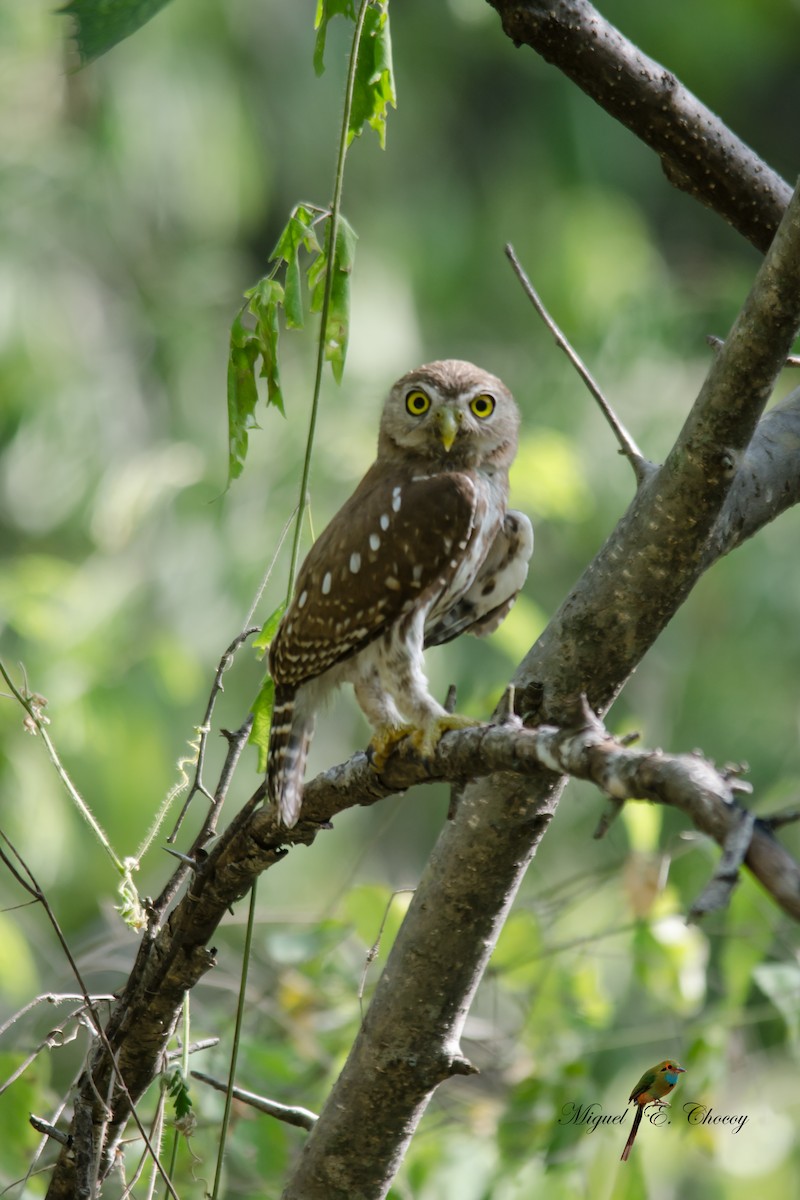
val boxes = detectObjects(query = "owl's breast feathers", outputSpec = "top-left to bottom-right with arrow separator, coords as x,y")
269,462 -> 502,689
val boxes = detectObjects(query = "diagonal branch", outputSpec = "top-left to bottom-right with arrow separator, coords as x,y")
280,177 -> 800,1200
487,0 -> 792,251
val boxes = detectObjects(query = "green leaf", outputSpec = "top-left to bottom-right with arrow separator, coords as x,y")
166,1067 -> 193,1121
272,206 -> 321,330
313,0 -> 357,76
60,0 -> 174,65
227,278 -> 286,483
309,215 -> 357,383
226,314 -> 261,484
253,603 -> 286,655
247,278 -> 286,414
349,4 -> 396,148
249,675 -> 275,774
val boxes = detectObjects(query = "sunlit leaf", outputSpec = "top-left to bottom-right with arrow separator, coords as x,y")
60,0 -> 174,65
253,603 -> 286,655
249,675 -> 275,773
349,3 -> 396,148
313,0 -> 357,76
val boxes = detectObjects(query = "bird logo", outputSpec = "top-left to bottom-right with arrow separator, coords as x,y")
620,1059 -> 686,1161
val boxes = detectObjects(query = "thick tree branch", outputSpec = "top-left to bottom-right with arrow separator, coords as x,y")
702,386 -> 800,563
282,180 -> 800,1199
487,0 -> 792,251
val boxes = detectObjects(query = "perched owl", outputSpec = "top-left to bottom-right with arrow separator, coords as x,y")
267,359 -> 533,827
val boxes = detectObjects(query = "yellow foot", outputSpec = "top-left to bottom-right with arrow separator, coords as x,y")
410,713 -> 481,760
367,723 -> 415,772
368,714 -> 481,771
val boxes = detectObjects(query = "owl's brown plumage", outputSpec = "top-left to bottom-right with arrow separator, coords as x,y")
268,359 -> 533,826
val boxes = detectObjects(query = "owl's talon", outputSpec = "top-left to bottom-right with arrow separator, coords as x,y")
367,724 -> 416,772
368,714 -> 481,772
410,713 -> 481,760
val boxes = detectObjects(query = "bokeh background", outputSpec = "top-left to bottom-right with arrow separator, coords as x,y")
1,1 -> 800,1196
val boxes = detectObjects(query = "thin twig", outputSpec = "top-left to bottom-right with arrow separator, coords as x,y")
192,1071 -> 318,1131
0,659 -> 124,874
0,832 -> 180,1200
167,632 -> 259,844
504,243 -> 653,484
165,504 -> 296,845
707,333 -> 800,366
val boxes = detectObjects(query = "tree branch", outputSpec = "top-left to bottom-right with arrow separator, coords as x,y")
487,0 -> 792,251
281,178 -> 800,1199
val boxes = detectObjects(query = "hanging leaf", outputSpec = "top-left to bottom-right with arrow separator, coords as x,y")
60,0 -> 174,65
227,314 -> 262,484
313,0 -> 357,77
349,4 -> 396,148
246,277 -> 286,414
309,215 -> 357,383
272,205 -> 322,330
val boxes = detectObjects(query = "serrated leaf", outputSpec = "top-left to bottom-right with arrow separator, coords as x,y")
227,314 -> 261,484
271,206 -> 321,330
313,0 -> 357,76
247,278 -> 286,414
60,0 -> 174,65
308,215 -> 357,382
349,4 -> 396,148
249,675 -> 276,774
166,1068 -> 193,1120
253,603 -> 286,654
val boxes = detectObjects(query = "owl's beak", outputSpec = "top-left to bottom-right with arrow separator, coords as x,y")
435,406 -> 461,452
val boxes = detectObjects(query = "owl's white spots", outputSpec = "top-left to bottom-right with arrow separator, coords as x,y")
298,590 -> 308,609
442,537 -> 453,554
392,486 -> 402,512
369,533 -> 381,552
385,576 -> 401,590
380,513 -> 390,531
350,552 -> 362,574
412,564 -> 424,583
322,572 -> 332,595
457,539 -> 468,550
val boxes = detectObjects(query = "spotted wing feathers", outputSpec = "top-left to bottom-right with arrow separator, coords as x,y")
269,464 -> 482,689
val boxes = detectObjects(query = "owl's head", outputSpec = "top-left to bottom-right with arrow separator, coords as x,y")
378,359 -> 520,470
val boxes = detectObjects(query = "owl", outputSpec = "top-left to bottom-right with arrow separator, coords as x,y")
267,359 -> 533,827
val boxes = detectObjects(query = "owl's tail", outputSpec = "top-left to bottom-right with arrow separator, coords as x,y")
267,684 -> 315,828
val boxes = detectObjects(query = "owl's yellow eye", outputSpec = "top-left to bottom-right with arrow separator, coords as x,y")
405,389 -> 431,416
469,393 -> 495,419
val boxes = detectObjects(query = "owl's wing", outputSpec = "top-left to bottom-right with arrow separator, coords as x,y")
269,464 -> 484,688
424,509 -> 533,648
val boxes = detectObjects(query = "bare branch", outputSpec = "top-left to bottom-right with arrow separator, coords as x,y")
487,0 -> 791,251
504,243 -> 653,482
191,1071 -> 318,1131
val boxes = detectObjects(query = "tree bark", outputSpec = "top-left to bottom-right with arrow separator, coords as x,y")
487,0 -> 792,252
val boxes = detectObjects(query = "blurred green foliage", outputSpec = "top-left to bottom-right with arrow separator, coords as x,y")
1,1 -> 799,1196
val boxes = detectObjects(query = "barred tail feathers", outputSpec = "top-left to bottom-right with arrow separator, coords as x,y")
267,684 -> 315,828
